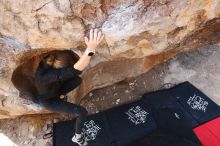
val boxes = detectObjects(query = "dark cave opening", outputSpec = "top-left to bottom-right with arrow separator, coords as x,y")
11,49 -> 80,103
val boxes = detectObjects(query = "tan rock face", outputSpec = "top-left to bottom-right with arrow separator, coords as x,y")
0,0 -> 220,118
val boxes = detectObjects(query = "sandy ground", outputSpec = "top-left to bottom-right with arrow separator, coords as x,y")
0,44 -> 219,146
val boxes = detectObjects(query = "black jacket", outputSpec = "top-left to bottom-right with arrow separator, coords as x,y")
35,57 -> 82,100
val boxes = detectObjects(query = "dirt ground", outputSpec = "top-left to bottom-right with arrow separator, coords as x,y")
0,44 -> 220,146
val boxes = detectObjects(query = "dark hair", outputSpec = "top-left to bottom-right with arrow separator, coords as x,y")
44,50 -> 80,68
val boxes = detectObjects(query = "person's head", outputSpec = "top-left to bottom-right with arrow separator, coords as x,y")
44,52 -> 73,69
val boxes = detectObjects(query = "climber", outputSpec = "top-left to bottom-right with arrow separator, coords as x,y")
34,28 -> 104,146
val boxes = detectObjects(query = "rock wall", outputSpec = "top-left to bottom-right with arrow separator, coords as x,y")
0,0 -> 220,118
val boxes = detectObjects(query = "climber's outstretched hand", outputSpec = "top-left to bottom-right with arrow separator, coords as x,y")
74,29 -> 104,71
84,29 -> 104,52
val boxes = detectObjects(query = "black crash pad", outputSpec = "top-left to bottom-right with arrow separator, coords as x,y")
53,100 -> 157,146
169,82 -> 220,125
142,88 -> 199,128
142,82 -> 220,128
53,112 -> 112,146
105,100 -> 157,146
53,82 -> 220,146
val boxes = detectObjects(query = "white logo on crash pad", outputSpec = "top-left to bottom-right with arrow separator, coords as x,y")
125,106 -> 149,125
187,94 -> 208,112
82,120 -> 101,141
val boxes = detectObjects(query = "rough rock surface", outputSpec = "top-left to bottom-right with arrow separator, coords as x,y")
0,44 -> 220,146
0,0 -> 220,118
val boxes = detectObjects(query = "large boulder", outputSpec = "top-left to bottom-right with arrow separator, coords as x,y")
0,0 -> 220,119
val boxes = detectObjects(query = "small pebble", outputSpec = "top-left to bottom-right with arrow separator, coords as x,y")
89,93 -> 93,97
53,119 -> 59,123
129,82 -> 135,86
116,99 -> 120,104
42,124 -> 47,132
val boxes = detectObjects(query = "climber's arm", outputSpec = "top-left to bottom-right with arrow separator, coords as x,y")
74,29 -> 104,71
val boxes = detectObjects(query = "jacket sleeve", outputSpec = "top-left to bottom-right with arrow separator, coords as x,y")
36,61 -> 82,85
